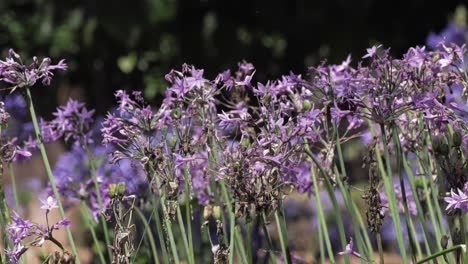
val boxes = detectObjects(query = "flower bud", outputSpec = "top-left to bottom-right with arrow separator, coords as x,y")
109,184 -> 117,198
117,182 -> 126,196
241,138 -> 250,148
213,206 -> 222,220
452,131 -> 462,147
162,125 -> 168,139
203,205 -> 213,221
171,108 -> 181,119
303,100 -> 312,112
441,235 -> 449,249
169,136 -> 178,150
439,143 -> 449,155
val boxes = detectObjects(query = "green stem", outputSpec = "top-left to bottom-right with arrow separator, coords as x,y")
182,165 -> 195,264
390,126 -> 417,263
310,165 -> 335,263
274,204 -> 292,264
152,197 -> 170,264
84,146 -> 112,261
134,206 -> 159,264
80,202 -> 106,264
246,221 -> 253,264
25,88 -> 79,263
9,163 -> 19,212
176,206 -> 193,264
373,124 -> 407,263
261,212 -> 277,264
333,124 -> 372,263
417,245 -> 466,264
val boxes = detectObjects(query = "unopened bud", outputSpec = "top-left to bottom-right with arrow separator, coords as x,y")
169,136 -> 178,150
303,100 -> 312,112
117,182 -> 126,196
241,138 -> 250,148
441,235 -> 449,249
213,206 -> 222,220
162,125 -> 168,138
171,108 -> 181,119
203,205 -> 213,221
109,184 -> 117,198
452,131 -> 462,147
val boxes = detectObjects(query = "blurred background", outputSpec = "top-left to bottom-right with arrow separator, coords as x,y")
0,0 -> 467,116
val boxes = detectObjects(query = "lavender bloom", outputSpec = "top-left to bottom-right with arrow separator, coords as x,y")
5,198 -> 71,264
39,196 -> 59,212
53,144 -> 146,220
338,238 -> 361,258
43,98 -> 95,145
0,49 -> 67,91
444,186 -> 468,213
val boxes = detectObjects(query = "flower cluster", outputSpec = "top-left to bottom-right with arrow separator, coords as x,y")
4,196 -> 71,264
40,98 -> 95,144
0,49 -> 66,91
445,182 -> 468,213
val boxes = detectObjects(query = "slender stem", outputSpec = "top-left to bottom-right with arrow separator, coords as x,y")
25,88 -> 79,263
246,221 -> 252,264
176,206 -> 192,264
333,124 -> 371,263
152,197 -> 170,264
317,212 -> 325,264
310,165 -> 335,263
274,204 -> 292,264
261,212 -> 277,264
372,123 -> 407,263
0,162 -> 11,251
417,245 -> 466,264
134,206 -> 159,264
84,145 -> 112,261
390,126 -> 417,263
8,163 -> 19,212
377,233 -> 384,264
80,202 -> 106,264
182,165 -> 195,264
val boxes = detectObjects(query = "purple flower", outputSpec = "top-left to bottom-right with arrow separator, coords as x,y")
0,49 -> 67,90
40,196 -> 59,212
338,238 -> 362,258
444,187 -> 468,213
362,45 -> 382,59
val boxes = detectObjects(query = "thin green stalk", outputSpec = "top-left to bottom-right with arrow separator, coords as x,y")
377,233 -> 384,264
402,154 -> 438,260
134,206 -> 159,264
317,213 -> 325,264
235,226 -> 249,263
176,206 -> 193,264
84,146 -> 112,261
333,166 -> 370,264
151,197 -> 170,264
310,165 -> 335,263
274,204 -> 292,264
374,140 -> 407,263
8,163 -> 19,212
0,165 -> 11,249
390,126 -> 417,263
80,202 -> 106,264
417,245 -> 466,264
246,221 -> 253,264
333,125 -> 373,263
25,88 -> 79,263
261,212 -> 277,264
210,137 -> 248,264
182,165 -> 195,264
